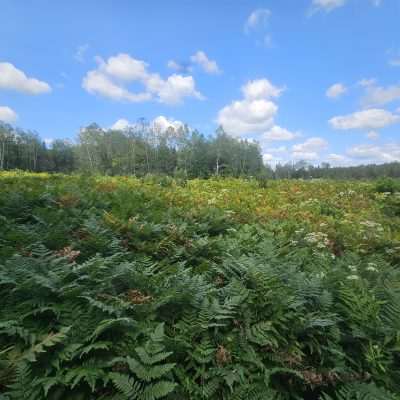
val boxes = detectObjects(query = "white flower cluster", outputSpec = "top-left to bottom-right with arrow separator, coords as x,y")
304,231 -> 330,249
346,262 -> 379,280
348,265 -> 357,273
366,262 -> 378,272
359,220 -> 384,240
359,220 -> 383,231
338,189 -> 356,197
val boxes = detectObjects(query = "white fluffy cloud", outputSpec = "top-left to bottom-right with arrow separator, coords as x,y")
361,83 -> 400,107
0,62 -> 51,94
262,153 -> 275,162
310,0 -> 380,15
110,119 -> 131,130
329,109 -> 400,130
326,83 -> 347,99
327,153 -> 351,165
347,143 -> 400,163
111,116 -> 184,134
217,99 -> 277,137
310,0 -> 347,14
100,54 -> 148,81
167,60 -> 192,73
190,51 -> 221,74
291,137 -> 328,160
263,126 -> 298,141
245,9 -> 271,32
83,53 -> 202,105
0,106 -> 18,123
168,51 -> 220,75
217,79 -> 298,147
152,115 -> 184,132
83,70 -> 151,102
217,79 -> 283,137
242,79 -> 284,100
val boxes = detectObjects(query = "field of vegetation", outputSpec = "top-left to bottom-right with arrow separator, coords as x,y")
1,171 -> 400,399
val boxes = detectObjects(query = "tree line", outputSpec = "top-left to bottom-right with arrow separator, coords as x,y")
0,121 -> 264,177
1,120 -> 400,179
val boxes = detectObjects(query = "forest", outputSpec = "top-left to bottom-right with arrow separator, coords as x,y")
1,121 -> 400,179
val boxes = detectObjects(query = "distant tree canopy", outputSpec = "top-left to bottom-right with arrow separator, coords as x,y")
1,120 -> 400,179
0,121 -> 264,177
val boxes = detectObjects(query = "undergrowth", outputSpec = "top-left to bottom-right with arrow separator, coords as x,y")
0,172 -> 399,399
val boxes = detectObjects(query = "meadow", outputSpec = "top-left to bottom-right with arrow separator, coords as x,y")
1,171 -> 400,399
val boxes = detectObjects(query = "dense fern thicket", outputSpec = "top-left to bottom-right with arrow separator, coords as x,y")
1,172 -> 400,399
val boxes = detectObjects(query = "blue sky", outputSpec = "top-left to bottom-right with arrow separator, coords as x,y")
0,0 -> 399,165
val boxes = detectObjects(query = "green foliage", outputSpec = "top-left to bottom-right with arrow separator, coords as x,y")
0,173 -> 400,399
375,177 -> 400,194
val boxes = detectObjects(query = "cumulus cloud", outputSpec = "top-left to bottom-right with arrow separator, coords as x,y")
217,98 -> 277,137
358,78 -> 376,87
110,116 -> 185,134
152,115 -> 185,132
0,62 -> 51,94
190,51 -> 221,74
329,109 -> 400,130
347,143 -> 400,163
263,125 -> 299,141
110,119 -> 131,130
309,0 -> 347,14
168,51 -> 220,75
216,78 -> 298,148
0,106 -> 18,123
327,153 -> 351,165
242,79 -> 284,100
262,146 -> 288,165
167,60 -> 192,73
83,70 -> 151,102
217,79 -> 283,137
361,82 -> 400,107
291,137 -> 328,160
262,153 -> 285,166
83,53 -> 202,105
310,0 -> 381,15
326,83 -> 347,99
245,9 -> 271,32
